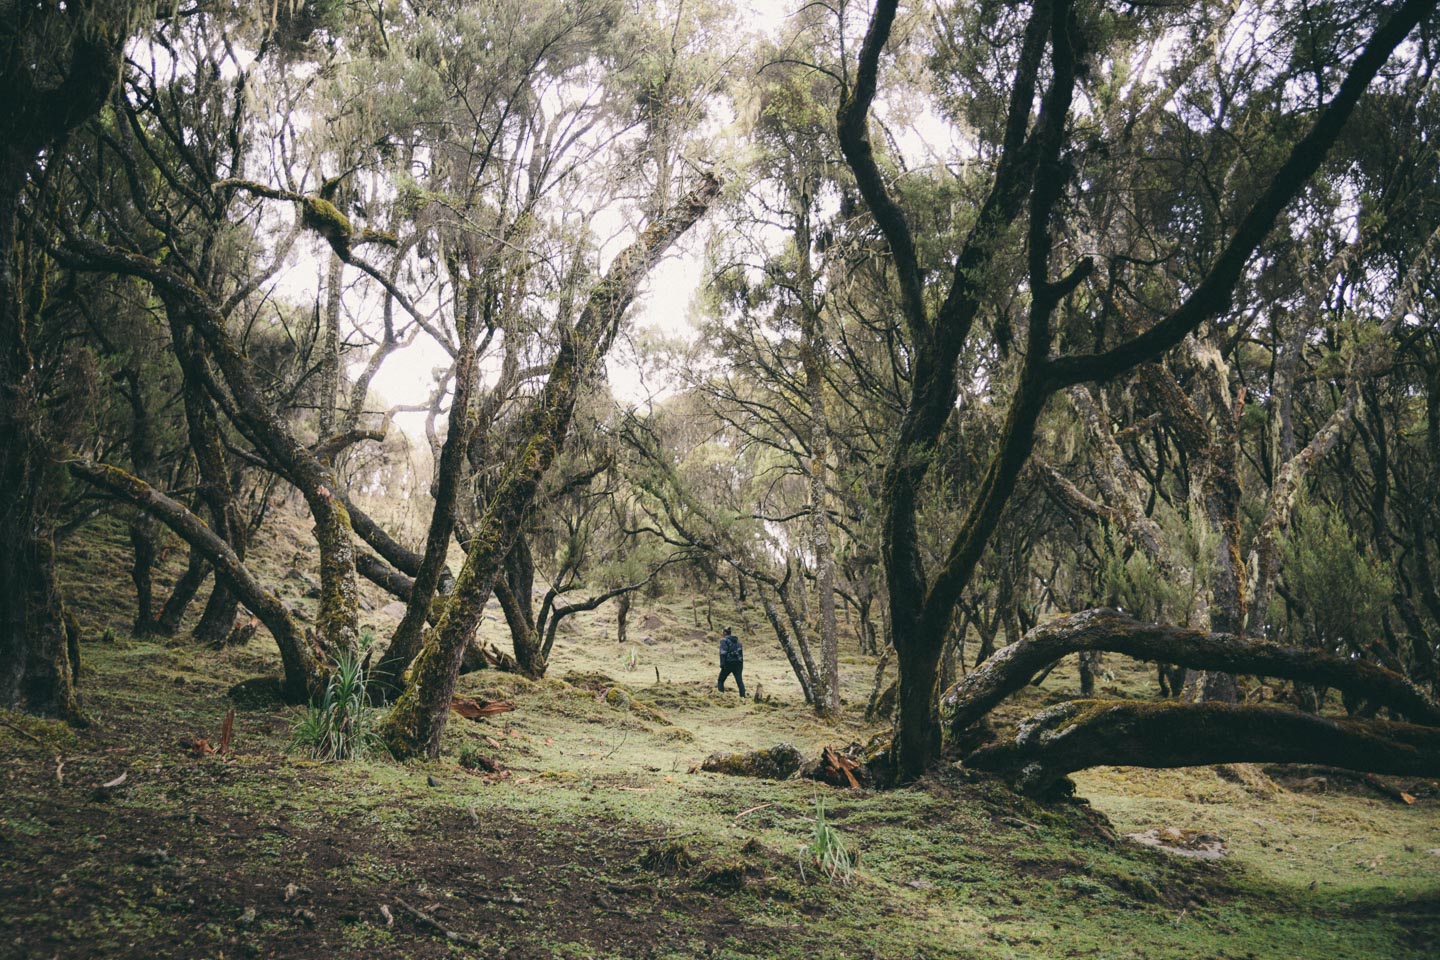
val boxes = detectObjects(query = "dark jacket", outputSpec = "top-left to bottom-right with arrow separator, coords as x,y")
719,633 -> 743,665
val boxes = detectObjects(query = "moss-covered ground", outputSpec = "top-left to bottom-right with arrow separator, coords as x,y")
0,508 -> 1435,958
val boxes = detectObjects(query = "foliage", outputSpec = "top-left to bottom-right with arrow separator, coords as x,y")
799,796 -> 853,886
290,642 -> 384,762
1097,504 -> 1214,626
1276,498 -> 1395,655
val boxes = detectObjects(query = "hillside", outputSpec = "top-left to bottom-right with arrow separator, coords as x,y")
0,509 -> 1434,959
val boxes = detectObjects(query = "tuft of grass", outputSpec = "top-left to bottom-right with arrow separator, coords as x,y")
801,796 -> 854,885
289,646 -> 384,762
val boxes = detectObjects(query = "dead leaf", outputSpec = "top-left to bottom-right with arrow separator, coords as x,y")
181,737 -> 214,756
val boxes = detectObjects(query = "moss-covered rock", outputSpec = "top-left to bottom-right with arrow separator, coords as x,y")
699,743 -> 805,780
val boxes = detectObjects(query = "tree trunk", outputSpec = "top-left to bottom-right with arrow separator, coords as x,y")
965,700 -> 1440,797
0,3 -> 125,721
318,252 -> 344,438
379,175 -> 720,759
156,549 -> 210,635
616,592 -> 631,644
794,201 -> 840,718
940,608 -> 1440,741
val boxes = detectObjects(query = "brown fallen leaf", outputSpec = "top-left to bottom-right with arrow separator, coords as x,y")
182,737 -> 215,756
450,696 -> 517,721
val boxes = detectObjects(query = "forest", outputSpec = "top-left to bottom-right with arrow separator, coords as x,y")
3,1 -> 1440,957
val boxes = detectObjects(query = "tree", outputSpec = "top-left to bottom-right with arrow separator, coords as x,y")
380,171 -> 722,759
836,0 -> 1439,780
0,1 -> 135,720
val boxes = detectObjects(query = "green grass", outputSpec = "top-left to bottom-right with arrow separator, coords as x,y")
10,503 -> 1435,959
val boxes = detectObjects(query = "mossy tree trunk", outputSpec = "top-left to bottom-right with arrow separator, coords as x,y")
0,3 -> 127,721
838,0 -> 1435,781
68,459 -> 324,701
966,700 -> 1440,797
380,174 -> 721,759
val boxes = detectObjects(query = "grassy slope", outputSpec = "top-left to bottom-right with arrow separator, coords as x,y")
0,507 -> 1435,959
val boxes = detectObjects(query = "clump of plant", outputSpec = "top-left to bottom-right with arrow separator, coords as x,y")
799,797 -> 853,885
289,642 -> 384,761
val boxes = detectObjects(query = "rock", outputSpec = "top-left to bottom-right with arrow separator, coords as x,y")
699,744 -> 806,780
382,601 -> 408,619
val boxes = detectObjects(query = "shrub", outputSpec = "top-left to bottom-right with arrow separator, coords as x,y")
289,646 -> 384,761
800,797 -> 853,885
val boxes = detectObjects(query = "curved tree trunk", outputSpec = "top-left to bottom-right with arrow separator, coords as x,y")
69,460 -> 324,701
940,608 -> 1440,741
965,700 -> 1440,797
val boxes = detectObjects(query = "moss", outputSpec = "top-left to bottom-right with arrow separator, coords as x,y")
699,743 -> 806,780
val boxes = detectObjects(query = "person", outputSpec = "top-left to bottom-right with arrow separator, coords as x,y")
716,626 -> 745,697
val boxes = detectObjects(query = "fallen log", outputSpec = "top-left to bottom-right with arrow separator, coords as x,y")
941,609 -> 1440,741
964,700 -> 1440,797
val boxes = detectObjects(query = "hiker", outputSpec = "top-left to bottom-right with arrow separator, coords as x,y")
717,626 -> 745,697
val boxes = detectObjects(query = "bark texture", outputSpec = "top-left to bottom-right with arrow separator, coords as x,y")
966,700 -> 1440,796
940,608 -> 1440,739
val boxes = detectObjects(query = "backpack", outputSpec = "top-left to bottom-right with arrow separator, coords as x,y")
719,633 -> 743,664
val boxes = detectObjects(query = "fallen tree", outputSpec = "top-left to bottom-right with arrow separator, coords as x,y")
940,608 -> 1440,737
937,609 -> 1440,795
965,700 -> 1440,797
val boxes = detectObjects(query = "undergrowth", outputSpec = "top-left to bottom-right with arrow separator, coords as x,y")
289,641 -> 384,762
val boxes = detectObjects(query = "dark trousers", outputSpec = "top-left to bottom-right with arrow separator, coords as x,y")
717,661 -> 745,696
